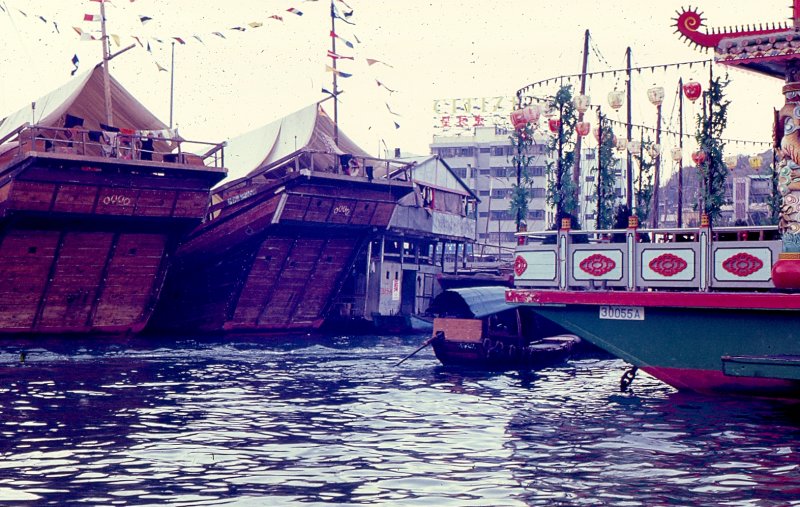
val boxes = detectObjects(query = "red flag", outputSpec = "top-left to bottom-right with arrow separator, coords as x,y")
173,37 -> 185,44
83,14 -> 101,21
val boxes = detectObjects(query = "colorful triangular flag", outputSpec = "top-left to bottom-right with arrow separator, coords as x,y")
70,54 -> 80,76
366,58 -> 393,68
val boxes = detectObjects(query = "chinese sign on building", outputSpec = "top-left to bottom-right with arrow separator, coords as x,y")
432,96 -> 516,136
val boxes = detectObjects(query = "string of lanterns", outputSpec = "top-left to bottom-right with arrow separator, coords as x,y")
511,80 -> 771,164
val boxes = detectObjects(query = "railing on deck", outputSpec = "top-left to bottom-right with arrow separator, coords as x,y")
513,225 -> 781,291
1,124 -> 225,169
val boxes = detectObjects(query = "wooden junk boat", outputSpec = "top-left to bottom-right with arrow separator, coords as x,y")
0,66 -> 225,335
150,104 -> 413,334
426,286 -> 579,369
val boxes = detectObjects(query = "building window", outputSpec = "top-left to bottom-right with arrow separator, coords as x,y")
454,168 -> 467,178
479,212 -> 489,217
491,188 -> 511,198
492,147 -> 504,156
479,190 -> 490,197
530,166 -> 545,177
489,210 -> 513,221
531,188 -> 545,198
458,147 -> 475,157
479,147 -> 491,153
470,167 -> 477,178
480,169 -> 490,175
528,209 -> 545,220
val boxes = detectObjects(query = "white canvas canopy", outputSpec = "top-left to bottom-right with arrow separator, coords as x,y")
220,103 -> 371,185
0,64 -> 171,144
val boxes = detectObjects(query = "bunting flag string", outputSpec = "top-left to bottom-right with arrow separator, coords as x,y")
325,65 -> 352,78
330,30 -> 354,48
327,49 -> 353,60
5,1 -> 317,56
385,103 -> 401,116
366,58 -> 393,68
376,79 -> 396,93
331,3 -> 354,25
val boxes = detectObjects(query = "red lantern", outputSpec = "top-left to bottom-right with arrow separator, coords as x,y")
548,119 -> 561,133
576,121 -> 590,137
509,105 -> 541,130
683,81 -> 702,102
692,150 -> 706,165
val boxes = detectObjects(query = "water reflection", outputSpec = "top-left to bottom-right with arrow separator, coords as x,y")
0,335 -> 798,505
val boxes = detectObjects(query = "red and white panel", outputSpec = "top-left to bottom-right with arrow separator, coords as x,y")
513,248 -> 558,287
640,247 -> 698,284
570,247 -> 625,284
712,245 -> 777,288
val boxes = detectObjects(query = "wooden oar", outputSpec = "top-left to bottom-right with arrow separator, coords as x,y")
395,332 -> 443,366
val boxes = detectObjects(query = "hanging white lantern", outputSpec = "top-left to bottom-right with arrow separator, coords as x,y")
608,90 -> 624,110
615,138 -> 628,152
628,141 -> 642,154
573,94 -> 590,114
670,146 -> 682,162
647,86 -> 665,107
749,156 -> 763,170
724,155 -> 738,169
649,143 -> 661,158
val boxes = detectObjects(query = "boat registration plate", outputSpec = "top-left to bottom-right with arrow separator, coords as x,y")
599,306 -> 644,321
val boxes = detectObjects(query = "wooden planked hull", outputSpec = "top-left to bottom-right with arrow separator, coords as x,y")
151,172 -> 411,334
0,153 -> 224,335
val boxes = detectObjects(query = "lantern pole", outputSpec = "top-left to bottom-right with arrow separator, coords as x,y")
677,78 -> 684,228
596,107 -> 604,229
652,100 -> 662,228
573,29 -> 590,195
625,47 -> 633,210
557,100 -> 565,220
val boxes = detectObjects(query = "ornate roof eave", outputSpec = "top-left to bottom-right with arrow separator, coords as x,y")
674,6 -> 800,79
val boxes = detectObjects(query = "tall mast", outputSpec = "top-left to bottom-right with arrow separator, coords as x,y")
330,0 -> 339,145
573,29 -> 590,193
625,47 -> 633,210
169,42 -> 175,128
677,78 -> 684,228
99,0 -> 113,125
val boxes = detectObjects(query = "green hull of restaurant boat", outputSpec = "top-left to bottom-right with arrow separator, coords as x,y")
509,290 -> 800,397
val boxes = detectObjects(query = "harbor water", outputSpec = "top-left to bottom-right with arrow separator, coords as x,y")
1,334 -> 799,506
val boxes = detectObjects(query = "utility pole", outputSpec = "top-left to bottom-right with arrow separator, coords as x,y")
625,47 -> 633,210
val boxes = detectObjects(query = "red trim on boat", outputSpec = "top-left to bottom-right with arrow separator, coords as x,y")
642,366 -> 800,395
506,289 -> 800,310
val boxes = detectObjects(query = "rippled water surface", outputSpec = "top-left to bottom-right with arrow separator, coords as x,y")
1,334 -> 800,506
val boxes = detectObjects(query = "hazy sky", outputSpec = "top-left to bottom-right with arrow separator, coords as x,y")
0,0 -> 791,169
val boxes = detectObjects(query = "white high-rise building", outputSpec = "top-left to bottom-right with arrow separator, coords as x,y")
431,126 -> 627,257
430,126 -> 552,259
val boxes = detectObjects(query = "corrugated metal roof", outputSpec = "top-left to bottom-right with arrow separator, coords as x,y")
447,286 -> 518,319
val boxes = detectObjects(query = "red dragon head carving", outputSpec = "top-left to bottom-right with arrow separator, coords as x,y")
673,6 -> 788,50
